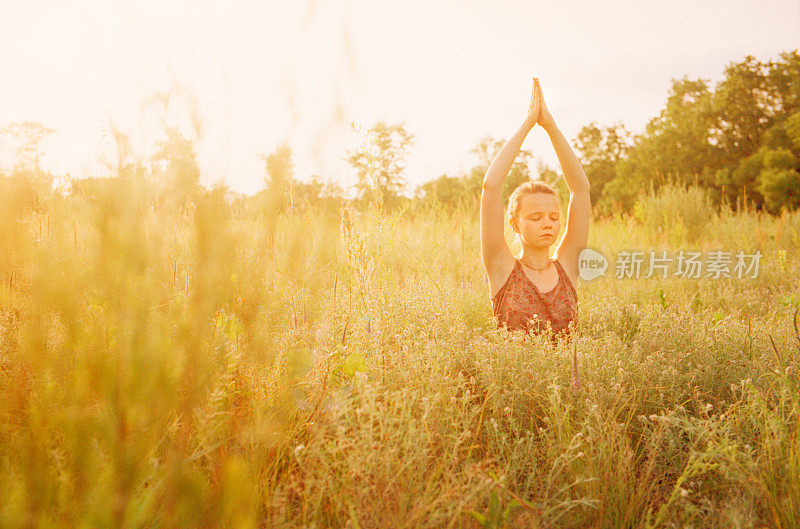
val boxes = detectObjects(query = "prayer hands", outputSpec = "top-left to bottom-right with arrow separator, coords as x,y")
535,78 -> 555,130
525,77 -> 540,128
525,77 -> 556,130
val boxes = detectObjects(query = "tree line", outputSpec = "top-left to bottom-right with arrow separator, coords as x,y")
415,50 -> 800,216
262,50 -> 800,216
2,50 -> 798,217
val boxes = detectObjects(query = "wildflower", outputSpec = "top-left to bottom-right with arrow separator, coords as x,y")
576,451 -> 585,458
704,403 -> 713,412
679,488 -> 689,498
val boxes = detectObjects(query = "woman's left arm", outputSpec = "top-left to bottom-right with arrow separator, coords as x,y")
536,81 -> 591,281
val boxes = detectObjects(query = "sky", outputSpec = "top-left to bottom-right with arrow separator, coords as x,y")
0,0 -> 798,197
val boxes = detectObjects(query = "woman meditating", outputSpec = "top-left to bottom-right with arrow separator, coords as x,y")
480,78 -> 591,341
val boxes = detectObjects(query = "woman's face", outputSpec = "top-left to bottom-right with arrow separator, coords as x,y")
511,192 -> 561,249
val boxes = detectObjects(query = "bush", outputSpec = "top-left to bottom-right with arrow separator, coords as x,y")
633,183 -> 715,244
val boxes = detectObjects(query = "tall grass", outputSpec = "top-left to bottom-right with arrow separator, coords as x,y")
632,184 -> 715,245
1,175 -> 799,528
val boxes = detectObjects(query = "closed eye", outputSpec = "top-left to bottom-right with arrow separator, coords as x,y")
529,215 -> 559,221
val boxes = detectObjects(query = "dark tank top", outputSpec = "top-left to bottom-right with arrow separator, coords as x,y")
491,258 -> 578,338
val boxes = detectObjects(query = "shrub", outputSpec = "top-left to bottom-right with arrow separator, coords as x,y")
633,183 -> 715,244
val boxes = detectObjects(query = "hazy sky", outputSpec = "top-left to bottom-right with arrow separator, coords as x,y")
1,0 -> 798,196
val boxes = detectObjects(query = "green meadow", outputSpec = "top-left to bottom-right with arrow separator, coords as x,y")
1,175 -> 799,528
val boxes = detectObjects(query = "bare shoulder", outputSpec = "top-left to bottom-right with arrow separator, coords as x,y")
485,252 -> 517,299
554,253 -> 580,288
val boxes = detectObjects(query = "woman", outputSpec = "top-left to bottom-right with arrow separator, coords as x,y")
480,78 -> 591,383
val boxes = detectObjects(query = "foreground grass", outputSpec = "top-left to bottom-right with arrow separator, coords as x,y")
1,180 -> 799,528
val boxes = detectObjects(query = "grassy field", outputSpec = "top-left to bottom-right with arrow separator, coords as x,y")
1,179 -> 799,528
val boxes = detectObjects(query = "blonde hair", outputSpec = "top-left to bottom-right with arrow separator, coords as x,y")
505,181 -> 560,225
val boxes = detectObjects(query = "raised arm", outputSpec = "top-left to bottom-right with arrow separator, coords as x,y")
536,80 -> 591,281
480,79 -> 540,283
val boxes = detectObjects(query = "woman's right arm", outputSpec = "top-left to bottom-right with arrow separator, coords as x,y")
481,78 -> 539,285
480,120 -> 533,276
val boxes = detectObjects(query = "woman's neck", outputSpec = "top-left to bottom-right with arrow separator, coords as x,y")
517,246 -> 551,270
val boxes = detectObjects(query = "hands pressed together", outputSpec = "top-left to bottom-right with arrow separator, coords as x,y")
525,77 -> 555,130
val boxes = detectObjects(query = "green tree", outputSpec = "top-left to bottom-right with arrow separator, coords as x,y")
785,108 -> 800,151
413,135 -> 539,214
151,127 -> 201,208
469,135 -> 535,203
292,174 -> 345,214
415,173 -> 468,211
261,142 -> 295,215
714,56 -> 782,164
573,121 -> 631,214
756,147 -> 800,213
566,50 -> 800,216
646,78 -> 719,187
592,78 -> 720,214
1,120 -> 55,173
346,120 -> 415,211
0,121 -> 57,211
766,50 -> 800,116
